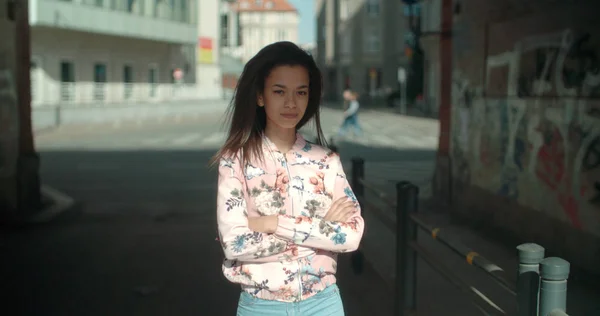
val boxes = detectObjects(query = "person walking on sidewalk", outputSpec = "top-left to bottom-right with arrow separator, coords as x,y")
211,41 -> 365,316
336,90 -> 363,138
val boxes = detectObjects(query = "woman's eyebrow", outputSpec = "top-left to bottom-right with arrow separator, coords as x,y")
272,84 -> 309,89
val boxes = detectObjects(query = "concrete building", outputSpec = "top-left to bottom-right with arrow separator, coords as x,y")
221,0 -> 299,63
29,0 -> 199,107
444,0 -> 600,277
315,0 -> 410,102
196,0 -> 229,99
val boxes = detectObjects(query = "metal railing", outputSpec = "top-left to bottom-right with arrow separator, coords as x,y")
350,157 -> 572,316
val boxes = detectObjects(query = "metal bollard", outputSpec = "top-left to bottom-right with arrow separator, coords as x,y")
396,182 -> 418,316
516,243 -> 545,316
539,257 -> 570,316
351,158 -> 365,200
350,158 -> 365,275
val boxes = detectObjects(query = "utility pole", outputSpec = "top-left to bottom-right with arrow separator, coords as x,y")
435,0 -> 453,204
15,0 -> 42,218
402,0 -> 424,109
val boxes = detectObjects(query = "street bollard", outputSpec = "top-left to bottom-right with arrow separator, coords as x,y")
539,257 -> 570,316
351,158 -> 365,200
516,243 -> 545,316
350,158 -> 365,275
396,181 -> 418,316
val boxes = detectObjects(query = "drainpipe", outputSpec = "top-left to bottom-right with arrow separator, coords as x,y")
15,0 -> 42,217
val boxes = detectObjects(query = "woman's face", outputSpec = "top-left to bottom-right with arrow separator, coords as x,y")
258,65 -> 310,131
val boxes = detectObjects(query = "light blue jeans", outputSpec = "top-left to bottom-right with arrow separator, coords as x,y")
236,284 -> 345,316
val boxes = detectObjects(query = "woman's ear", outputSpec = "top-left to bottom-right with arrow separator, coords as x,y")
257,94 -> 264,107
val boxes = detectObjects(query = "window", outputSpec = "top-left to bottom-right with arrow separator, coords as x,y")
366,0 -> 379,16
278,30 -> 287,41
60,61 -> 75,101
339,0 -> 349,21
94,63 -> 107,83
237,14 -> 243,45
365,28 -> 380,52
93,63 -> 107,101
220,14 -> 229,46
148,65 -> 158,97
341,29 -> 352,55
123,65 -> 133,99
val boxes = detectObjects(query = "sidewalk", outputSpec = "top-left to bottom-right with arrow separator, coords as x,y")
1,202 -> 393,316
32,99 -> 229,133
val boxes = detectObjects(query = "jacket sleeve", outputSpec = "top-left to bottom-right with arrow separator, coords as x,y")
274,154 -> 365,253
217,156 -> 301,262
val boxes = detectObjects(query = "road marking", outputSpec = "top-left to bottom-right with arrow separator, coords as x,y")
26,185 -> 76,223
172,133 -> 202,145
140,137 -> 168,145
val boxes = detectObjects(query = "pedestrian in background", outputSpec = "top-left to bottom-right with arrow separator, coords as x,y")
211,41 -> 365,316
336,90 -> 363,138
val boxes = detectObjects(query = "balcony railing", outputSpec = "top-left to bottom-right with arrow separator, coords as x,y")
37,82 -> 221,107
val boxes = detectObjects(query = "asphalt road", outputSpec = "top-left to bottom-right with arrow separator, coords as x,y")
6,106 -> 599,315
4,107 -> 437,316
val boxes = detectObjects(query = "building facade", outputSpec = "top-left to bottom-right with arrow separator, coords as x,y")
315,0 -> 410,102
221,0 -> 299,63
29,0 -> 198,107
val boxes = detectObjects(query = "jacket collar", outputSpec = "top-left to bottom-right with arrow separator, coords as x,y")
262,132 -> 307,154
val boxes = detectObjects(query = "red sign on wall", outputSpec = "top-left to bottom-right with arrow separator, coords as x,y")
198,37 -> 213,50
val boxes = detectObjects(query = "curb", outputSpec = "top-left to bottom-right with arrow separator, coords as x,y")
24,185 -> 78,224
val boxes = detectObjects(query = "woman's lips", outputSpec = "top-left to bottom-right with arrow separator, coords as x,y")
281,113 -> 298,119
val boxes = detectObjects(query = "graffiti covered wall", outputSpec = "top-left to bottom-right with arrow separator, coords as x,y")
450,0 -> 600,272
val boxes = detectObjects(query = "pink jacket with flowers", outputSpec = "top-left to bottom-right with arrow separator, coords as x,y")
216,133 -> 365,302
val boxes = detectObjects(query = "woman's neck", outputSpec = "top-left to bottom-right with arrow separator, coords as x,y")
264,124 -> 296,153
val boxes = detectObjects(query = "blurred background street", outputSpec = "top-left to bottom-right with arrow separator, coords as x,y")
3,0 -> 600,315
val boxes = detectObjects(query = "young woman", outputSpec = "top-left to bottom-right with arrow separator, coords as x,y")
212,41 -> 365,315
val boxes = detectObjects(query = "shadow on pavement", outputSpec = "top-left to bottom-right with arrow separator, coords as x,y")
1,142 -> 431,316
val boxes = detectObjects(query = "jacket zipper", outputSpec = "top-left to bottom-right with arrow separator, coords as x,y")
283,152 -> 302,301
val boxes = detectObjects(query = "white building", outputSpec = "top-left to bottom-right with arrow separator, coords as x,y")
29,0 -> 199,107
221,0 -> 299,63
196,0 -> 234,99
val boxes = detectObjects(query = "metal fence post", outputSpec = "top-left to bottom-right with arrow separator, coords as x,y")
350,157 -> 365,275
539,257 -> 570,316
396,181 -> 418,316
517,243 -> 545,316
351,158 -> 364,200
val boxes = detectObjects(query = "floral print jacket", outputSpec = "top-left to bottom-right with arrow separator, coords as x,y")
216,133 -> 365,302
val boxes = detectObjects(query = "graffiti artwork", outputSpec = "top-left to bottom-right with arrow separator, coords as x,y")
451,28 -> 600,235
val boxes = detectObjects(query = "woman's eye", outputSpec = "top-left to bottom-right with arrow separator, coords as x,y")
298,91 -> 308,96
274,90 -> 284,95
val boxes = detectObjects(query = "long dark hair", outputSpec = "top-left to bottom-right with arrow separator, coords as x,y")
211,41 -> 326,167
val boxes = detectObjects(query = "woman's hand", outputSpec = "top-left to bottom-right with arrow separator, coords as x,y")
248,215 -> 279,234
323,197 -> 356,222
